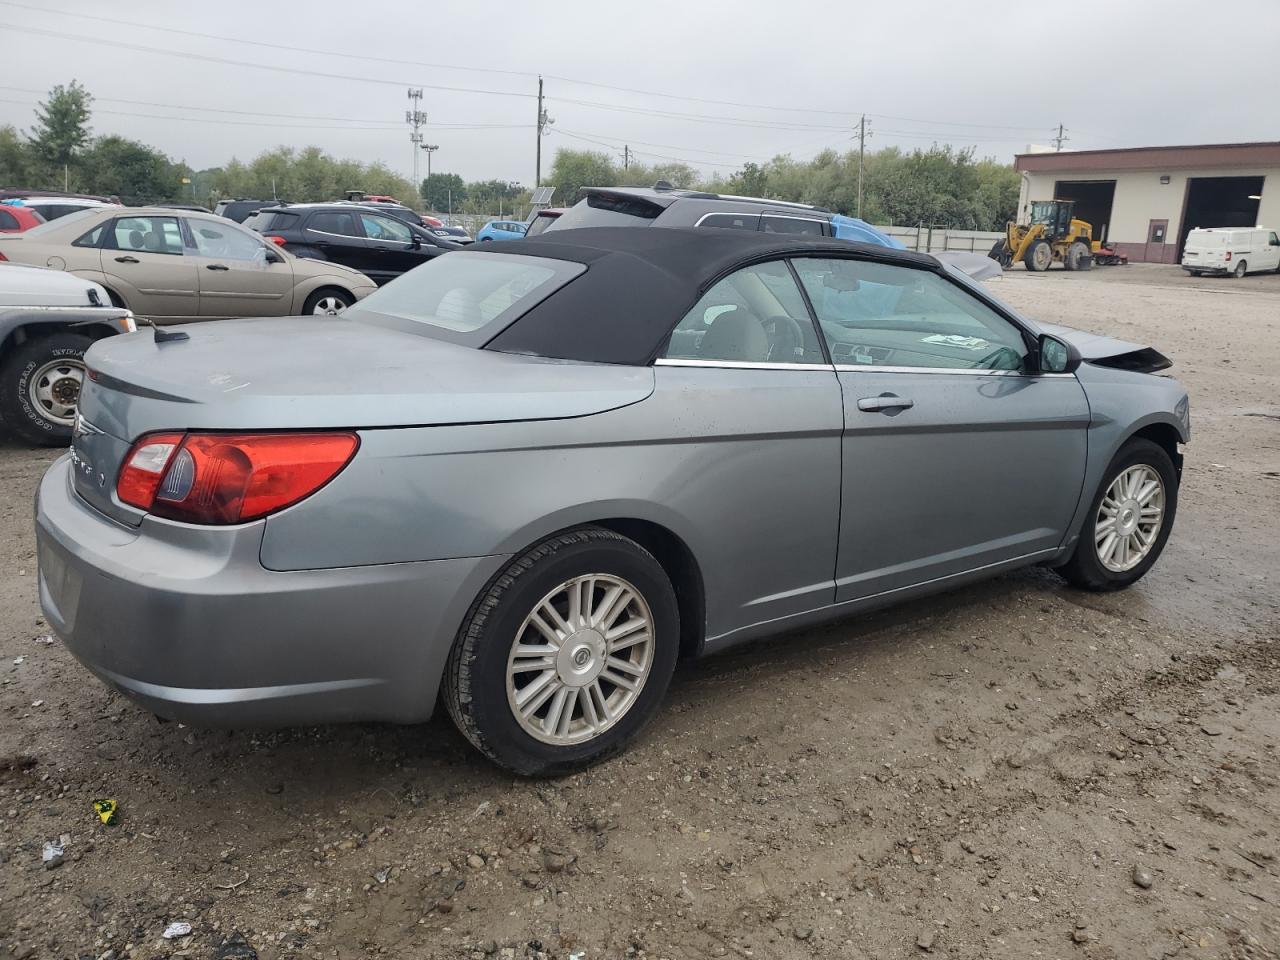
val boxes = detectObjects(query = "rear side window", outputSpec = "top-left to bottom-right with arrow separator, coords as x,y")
0,209 -> 17,230
549,194 -> 663,231
346,251 -> 585,345
762,215 -> 827,236
307,212 -> 359,237
73,223 -> 106,247
243,211 -> 298,232
698,213 -> 760,231
108,216 -> 184,255
525,216 -> 556,237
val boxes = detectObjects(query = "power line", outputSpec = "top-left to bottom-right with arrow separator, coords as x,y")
0,0 -> 1051,131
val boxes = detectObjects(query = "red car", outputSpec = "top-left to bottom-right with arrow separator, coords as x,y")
0,204 -> 46,233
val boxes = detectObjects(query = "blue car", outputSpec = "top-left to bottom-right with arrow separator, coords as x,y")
477,219 -> 528,242
830,214 -> 906,248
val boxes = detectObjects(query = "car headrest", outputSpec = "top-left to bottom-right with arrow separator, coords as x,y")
128,229 -> 144,249
699,307 -> 768,362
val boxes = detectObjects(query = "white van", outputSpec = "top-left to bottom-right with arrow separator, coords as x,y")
1182,227 -> 1280,277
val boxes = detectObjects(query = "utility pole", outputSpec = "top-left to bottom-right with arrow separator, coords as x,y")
422,144 -> 438,181
623,144 -> 630,170
856,114 -> 872,219
406,88 -> 427,188
535,76 -> 554,186
1053,123 -> 1069,152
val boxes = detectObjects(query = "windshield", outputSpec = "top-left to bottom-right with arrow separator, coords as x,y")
1030,202 -> 1059,225
345,250 -> 585,346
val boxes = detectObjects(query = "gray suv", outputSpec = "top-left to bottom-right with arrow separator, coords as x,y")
545,184 -> 838,236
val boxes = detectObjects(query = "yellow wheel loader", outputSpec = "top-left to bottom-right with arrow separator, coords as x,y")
989,200 -> 1096,272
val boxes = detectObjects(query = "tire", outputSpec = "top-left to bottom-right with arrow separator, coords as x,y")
1056,438 -> 1178,592
1024,239 -> 1052,272
302,288 -> 354,315
1232,260 -> 1247,278
445,526 -> 680,776
1064,241 -> 1091,271
0,332 -> 93,446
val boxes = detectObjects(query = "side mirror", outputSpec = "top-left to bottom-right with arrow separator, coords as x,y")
264,248 -> 283,264
1037,333 -> 1081,374
410,234 -> 422,250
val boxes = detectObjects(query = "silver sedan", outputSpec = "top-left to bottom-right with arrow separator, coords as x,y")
35,227 -> 1189,775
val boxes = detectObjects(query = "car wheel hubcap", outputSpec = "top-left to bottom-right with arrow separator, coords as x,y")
313,297 -> 346,315
506,573 -> 654,746
29,358 -> 84,425
1095,464 -> 1164,572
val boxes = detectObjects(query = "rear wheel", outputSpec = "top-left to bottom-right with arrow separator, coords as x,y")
1065,241 -> 1091,271
0,332 -> 93,445
1057,438 -> 1178,592
303,288 -> 353,315
1232,260 -> 1247,278
1024,239 -> 1053,272
445,526 -> 679,776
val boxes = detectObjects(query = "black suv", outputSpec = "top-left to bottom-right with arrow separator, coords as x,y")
214,199 -> 282,224
242,203 -> 461,285
546,184 -> 837,236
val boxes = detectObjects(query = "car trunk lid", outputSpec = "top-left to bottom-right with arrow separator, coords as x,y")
72,315 -> 654,526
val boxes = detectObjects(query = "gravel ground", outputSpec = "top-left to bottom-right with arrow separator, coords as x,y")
1,264 -> 1277,960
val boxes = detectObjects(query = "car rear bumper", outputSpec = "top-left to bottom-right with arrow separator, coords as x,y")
35,455 -> 507,726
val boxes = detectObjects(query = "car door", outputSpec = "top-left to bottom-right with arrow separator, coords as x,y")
185,217 -> 296,318
1259,230 -> 1280,271
358,212 -> 428,280
99,214 -> 200,320
300,210 -> 369,276
791,256 -> 1091,602
653,259 -> 843,640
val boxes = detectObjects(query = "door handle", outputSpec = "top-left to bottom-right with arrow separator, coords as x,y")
857,395 -> 914,412
205,263 -> 230,271
114,255 -> 140,264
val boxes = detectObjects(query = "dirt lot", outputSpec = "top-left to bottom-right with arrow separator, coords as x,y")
1,264 -> 1278,960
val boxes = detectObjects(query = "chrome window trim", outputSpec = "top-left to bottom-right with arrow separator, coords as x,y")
656,357 -> 831,371
833,363 -> 1074,378
305,227 -> 363,241
693,211 -> 761,228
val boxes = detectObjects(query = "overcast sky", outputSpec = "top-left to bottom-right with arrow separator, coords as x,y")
3,0 -> 1277,187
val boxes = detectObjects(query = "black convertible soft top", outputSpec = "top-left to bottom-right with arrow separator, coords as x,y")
481,226 -> 941,365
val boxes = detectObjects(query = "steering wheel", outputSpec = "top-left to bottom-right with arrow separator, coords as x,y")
974,345 -> 1024,370
765,314 -> 807,363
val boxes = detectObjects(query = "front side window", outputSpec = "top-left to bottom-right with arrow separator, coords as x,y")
663,260 -> 826,365
109,216 -> 184,255
307,212 -> 359,237
346,251 -> 584,345
188,219 -> 270,260
360,213 -> 413,243
793,257 -> 1028,371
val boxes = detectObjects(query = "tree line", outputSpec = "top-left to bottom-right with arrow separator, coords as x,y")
1,83 -> 1020,230
544,146 -> 1020,231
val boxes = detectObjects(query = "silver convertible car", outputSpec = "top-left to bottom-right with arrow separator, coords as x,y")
35,227 -> 1189,775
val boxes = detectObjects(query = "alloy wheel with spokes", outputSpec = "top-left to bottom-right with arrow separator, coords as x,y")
1094,464 -> 1165,572
312,295 -> 347,315
507,573 -> 654,746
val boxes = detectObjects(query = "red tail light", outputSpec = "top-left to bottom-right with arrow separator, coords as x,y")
265,235 -> 288,246
0,251 -> 8,262
1224,250 -> 1232,261
117,431 -> 359,524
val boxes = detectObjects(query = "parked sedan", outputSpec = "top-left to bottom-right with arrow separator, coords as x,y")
477,219 -> 528,241
36,227 -> 1189,776
0,207 -> 376,321
244,203 -> 460,285
0,204 -> 46,233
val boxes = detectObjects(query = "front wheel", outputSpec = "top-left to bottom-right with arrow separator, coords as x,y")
1232,260 -> 1247,278
0,332 -> 93,445
1056,438 -> 1178,591
303,288 -> 354,315
445,526 -> 679,776
1024,239 -> 1053,272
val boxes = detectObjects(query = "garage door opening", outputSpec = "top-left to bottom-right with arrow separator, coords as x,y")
1053,180 -> 1116,243
1178,176 -> 1264,255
